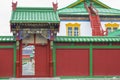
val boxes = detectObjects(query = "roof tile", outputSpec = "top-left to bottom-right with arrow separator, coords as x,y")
55,36 -> 120,42
11,7 -> 60,23
0,36 -> 15,42
58,8 -> 120,16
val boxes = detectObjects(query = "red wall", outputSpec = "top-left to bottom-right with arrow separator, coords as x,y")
0,48 -> 14,77
0,43 -> 13,46
93,49 -> 120,76
56,49 -> 89,76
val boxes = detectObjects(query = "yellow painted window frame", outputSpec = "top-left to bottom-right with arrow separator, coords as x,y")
105,23 -> 120,32
66,23 -> 80,36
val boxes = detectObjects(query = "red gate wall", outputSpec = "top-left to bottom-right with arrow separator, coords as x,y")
0,48 -> 14,77
93,49 -> 120,76
56,49 -> 89,76
35,45 -> 49,77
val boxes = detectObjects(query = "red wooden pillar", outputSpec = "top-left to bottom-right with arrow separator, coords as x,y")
19,40 -> 22,77
48,40 -> 53,77
16,49 -> 19,77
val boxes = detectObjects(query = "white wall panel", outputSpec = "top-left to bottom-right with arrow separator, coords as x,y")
57,20 -> 120,36
57,21 -> 92,36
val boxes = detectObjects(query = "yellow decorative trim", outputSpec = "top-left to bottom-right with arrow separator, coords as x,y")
66,23 -> 73,27
66,23 -> 81,36
66,23 -> 80,27
74,23 -> 81,27
105,23 -> 120,28
105,23 -> 120,32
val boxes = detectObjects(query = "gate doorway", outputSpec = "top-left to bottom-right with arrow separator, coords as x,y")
22,45 -> 35,76
17,41 -> 51,77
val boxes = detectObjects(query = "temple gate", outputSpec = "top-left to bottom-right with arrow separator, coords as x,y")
10,6 -> 60,77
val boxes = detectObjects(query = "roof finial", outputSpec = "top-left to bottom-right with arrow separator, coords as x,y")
52,0 -> 58,12
12,0 -> 17,11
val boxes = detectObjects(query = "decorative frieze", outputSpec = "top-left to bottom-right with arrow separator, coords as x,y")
105,23 -> 120,28
36,34 -> 48,44
60,16 -> 89,20
100,17 -> 120,21
60,16 -> 120,21
22,34 -> 34,44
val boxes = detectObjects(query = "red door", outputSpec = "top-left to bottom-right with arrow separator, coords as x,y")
20,44 -> 50,77
35,45 -> 49,77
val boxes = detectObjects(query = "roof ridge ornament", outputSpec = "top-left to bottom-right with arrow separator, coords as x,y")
12,1 -> 17,11
52,0 -> 58,12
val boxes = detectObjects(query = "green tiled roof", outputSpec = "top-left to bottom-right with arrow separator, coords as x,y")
67,0 -> 110,8
97,8 -> 120,15
0,36 -> 15,42
59,8 -> 120,16
10,7 -> 60,23
55,36 -> 120,42
59,8 -> 88,15
58,0 -> 120,16
108,29 -> 120,37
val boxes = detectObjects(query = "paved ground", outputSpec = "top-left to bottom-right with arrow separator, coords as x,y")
0,78 -> 120,80
22,62 -> 34,75
9,78 -> 60,80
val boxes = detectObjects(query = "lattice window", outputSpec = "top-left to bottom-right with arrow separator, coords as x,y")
105,23 -> 120,33
66,23 -> 80,36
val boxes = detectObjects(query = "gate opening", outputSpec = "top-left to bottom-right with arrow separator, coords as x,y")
22,45 -> 35,76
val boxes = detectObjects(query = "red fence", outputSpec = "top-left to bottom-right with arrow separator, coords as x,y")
93,49 -> 120,76
56,49 -> 89,76
54,42 -> 120,77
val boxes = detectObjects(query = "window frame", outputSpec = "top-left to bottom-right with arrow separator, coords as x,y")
105,23 -> 119,33
66,23 -> 80,36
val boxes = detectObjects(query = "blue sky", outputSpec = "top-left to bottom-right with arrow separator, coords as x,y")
0,0 -> 119,36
